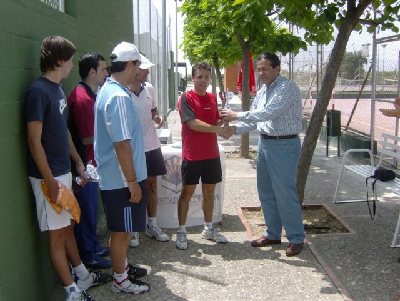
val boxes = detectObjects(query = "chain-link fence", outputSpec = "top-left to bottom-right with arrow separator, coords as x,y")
133,0 -> 177,112
372,38 -> 400,147
281,34 -> 400,156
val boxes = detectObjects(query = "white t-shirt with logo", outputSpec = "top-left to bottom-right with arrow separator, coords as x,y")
130,82 -> 161,152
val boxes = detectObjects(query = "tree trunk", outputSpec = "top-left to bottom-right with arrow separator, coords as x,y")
238,36 -> 251,158
297,1 -> 371,203
211,67 -> 217,96
213,52 -> 225,95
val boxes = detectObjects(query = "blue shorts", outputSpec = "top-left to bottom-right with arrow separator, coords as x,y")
145,148 -> 167,177
100,181 -> 147,232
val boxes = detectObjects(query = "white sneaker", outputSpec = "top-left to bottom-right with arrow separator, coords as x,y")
145,224 -> 169,242
176,231 -> 187,250
202,228 -> 227,243
66,289 -> 94,301
111,277 -> 149,295
130,232 -> 139,247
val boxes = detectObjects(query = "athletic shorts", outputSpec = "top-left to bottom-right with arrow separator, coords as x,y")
145,148 -> 167,177
100,181 -> 147,232
29,173 -> 73,232
181,158 -> 222,185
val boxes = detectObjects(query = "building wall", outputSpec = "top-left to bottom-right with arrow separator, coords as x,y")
0,1 -> 133,300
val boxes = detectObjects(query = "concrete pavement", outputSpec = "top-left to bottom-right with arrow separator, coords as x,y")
87,95 -> 400,301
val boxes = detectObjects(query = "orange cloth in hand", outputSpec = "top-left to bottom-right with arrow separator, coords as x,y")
41,181 -> 81,223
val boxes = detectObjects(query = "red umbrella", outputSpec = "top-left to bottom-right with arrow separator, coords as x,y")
236,52 -> 256,94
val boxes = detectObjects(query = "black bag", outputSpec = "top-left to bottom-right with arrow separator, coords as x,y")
365,167 -> 396,220
371,166 -> 396,182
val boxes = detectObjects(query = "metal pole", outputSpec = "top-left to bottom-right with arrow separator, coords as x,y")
382,44 -> 387,87
320,45 -> 323,89
289,24 -> 293,80
316,44 -> 319,98
396,50 -> 400,167
149,0 -> 152,54
370,18 -> 377,159
175,0 -> 179,104
161,0 -> 168,128
396,50 -> 400,140
137,0 -> 140,49
395,51 -> 400,146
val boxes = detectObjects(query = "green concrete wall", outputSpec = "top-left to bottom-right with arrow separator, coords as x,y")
0,0 -> 133,300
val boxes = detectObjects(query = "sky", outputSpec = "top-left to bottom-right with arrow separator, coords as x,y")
152,0 -> 185,62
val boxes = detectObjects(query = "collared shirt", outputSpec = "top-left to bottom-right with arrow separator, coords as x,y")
67,82 -> 96,164
235,75 -> 302,136
178,90 -> 220,161
129,82 -> 161,152
94,77 -> 146,190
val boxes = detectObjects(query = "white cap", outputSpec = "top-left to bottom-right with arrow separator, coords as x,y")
139,54 -> 155,69
111,42 -> 141,62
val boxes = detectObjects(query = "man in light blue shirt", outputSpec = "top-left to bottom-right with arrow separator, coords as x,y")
221,52 -> 305,257
94,42 -> 149,295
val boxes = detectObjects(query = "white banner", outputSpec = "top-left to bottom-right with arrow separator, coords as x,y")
156,144 -> 225,228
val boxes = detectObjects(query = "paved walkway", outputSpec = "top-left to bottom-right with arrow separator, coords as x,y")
87,103 -> 400,301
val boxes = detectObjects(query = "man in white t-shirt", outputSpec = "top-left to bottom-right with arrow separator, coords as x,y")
128,54 -> 169,247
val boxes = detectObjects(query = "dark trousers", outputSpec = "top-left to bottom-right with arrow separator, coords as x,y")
74,182 -> 100,260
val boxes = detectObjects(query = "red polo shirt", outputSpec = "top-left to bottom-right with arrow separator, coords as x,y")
178,90 -> 220,161
67,83 -> 95,164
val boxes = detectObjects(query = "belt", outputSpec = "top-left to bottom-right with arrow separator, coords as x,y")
260,134 -> 298,140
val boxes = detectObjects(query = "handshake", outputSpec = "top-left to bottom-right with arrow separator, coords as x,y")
217,125 -> 235,139
217,108 -> 238,140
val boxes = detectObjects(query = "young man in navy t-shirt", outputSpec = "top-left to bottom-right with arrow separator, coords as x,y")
25,36 -> 109,301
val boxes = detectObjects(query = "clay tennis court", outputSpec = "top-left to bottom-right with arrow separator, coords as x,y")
303,97 -> 400,143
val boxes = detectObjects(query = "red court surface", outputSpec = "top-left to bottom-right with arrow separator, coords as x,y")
303,98 -> 400,143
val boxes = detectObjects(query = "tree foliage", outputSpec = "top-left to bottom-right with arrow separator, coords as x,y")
297,0 -> 400,203
181,0 -> 331,157
180,0 -> 400,202
339,51 -> 368,80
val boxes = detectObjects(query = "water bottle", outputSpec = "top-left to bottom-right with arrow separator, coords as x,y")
75,163 -> 99,185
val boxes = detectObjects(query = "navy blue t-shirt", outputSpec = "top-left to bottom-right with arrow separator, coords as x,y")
25,77 -> 70,178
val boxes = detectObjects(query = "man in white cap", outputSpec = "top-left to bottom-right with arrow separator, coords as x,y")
128,54 -> 169,248
94,41 -> 149,295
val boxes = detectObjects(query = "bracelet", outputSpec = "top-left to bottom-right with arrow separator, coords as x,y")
127,179 -> 137,183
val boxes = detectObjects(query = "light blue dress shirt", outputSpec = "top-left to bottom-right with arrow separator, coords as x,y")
235,75 -> 302,136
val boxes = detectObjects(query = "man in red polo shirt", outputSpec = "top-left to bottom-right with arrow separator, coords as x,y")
176,62 -> 228,250
67,52 -> 110,269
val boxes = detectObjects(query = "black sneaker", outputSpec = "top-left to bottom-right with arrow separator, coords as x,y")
127,263 -> 147,279
81,291 -> 95,301
77,269 -> 112,290
83,254 -> 112,269
91,270 -> 113,287
66,289 -> 95,301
